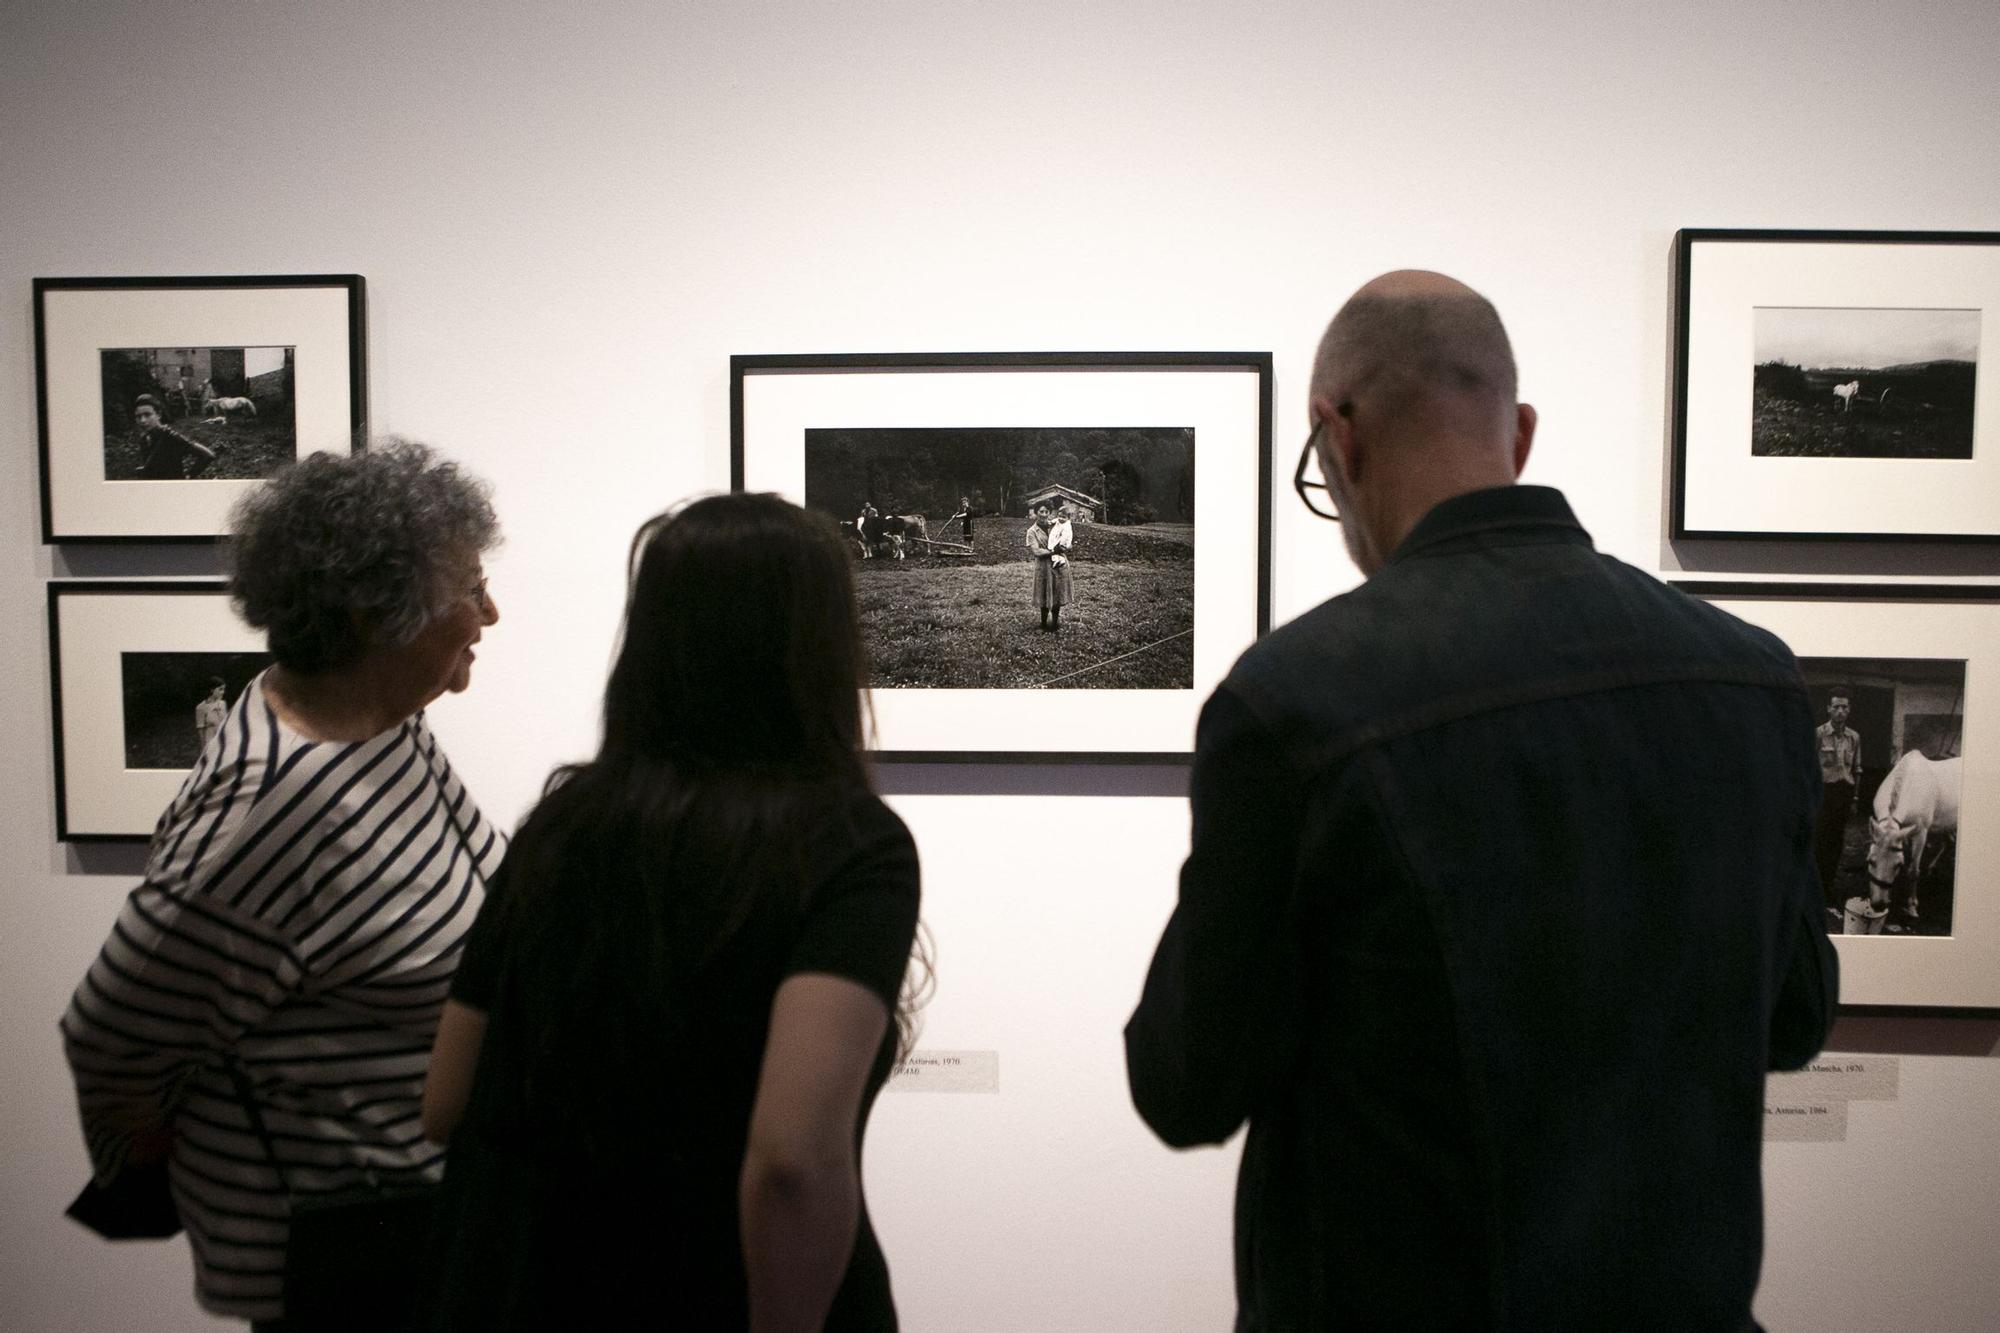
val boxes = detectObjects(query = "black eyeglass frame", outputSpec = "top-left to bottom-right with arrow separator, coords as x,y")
1294,421 -> 1341,522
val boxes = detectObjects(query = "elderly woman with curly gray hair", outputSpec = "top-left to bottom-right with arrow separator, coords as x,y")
62,441 -> 505,1332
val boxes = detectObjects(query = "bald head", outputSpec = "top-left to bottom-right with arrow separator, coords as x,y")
1311,270 -> 1518,441
1304,272 -> 1535,574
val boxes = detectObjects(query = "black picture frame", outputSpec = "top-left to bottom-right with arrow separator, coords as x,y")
731,351 -> 1273,763
48,580 -> 268,842
1674,579 -> 2000,1013
1671,228 -> 2000,543
35,274 -> 368,544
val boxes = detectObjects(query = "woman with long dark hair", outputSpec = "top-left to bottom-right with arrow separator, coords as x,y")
420,493 -> 924,1331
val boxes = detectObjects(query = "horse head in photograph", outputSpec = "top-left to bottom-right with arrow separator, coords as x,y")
1866,751 -> 1961,915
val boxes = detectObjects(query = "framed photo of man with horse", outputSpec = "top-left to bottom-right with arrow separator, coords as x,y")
35,275 -> 367,542
732,352 -> 1271,763
1676,581 -> 2000,1012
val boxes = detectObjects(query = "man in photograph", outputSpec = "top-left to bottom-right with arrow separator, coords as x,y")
130,394 -> 216,480
1126,270 -> 1837,1330
856,501 -> 879,558
1813,689 -> 1864,910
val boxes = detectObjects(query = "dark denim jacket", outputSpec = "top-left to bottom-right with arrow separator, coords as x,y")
1126,486 -> 1836,1332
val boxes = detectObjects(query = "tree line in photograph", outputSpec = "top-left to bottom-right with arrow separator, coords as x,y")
805,426 -> 1194,524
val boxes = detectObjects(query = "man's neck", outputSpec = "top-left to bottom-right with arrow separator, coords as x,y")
1365,465 -> 1519,569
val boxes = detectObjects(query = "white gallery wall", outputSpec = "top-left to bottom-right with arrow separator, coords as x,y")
4,1 -> 1998,1327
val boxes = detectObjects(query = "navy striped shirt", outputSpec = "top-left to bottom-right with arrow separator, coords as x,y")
62,674 -> 502,1320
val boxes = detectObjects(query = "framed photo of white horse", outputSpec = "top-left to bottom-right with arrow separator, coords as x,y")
48,581 -> 271,841
35,276 -> 367,542
1671,229 -> 2000,543
1674,581 -> 2000,1013
731,352 -> 1272,762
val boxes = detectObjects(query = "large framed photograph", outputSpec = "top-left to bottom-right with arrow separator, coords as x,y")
35,275 -> 367,542
48,582 -> 270,841
1671,229 -> 1999,542
1675,581 -> 2000,1012
732,352 -> 1271,762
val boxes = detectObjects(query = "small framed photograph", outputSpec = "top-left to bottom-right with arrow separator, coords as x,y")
35,275 -> 367,542
1671,229 -> 2000,542
732,352 -> 1272,762
48,581 -> 271,841
1675,581 -> 2000,1012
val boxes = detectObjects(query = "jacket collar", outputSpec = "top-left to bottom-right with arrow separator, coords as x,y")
1384,485 -> 1592,567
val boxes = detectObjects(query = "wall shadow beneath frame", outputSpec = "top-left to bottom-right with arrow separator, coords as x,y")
62,842 -> 150,878
1665,536 -> 2000,580
1827,1012 -> 2000,1057
872,760 -> 1190,801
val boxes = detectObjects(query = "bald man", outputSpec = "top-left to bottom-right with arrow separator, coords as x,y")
1126,272 -> 1836,1331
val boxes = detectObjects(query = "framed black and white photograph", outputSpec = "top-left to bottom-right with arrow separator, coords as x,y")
1671,230 -> 1999,542
733,353 -> 1271,761
35,275 -> 366,542
1795,657 -> 1962,940
1675,582 -> 2000,1012
98,345 -> 300,481
48,582 -> 270,841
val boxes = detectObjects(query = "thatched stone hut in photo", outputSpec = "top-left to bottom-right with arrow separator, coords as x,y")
1024,482 -> 1101,523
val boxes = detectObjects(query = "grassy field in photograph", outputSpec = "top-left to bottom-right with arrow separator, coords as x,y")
855,517 -> 1193,689
1751,361 -> 1975,459
124,709 -> 202,769
103,414 -> 298,480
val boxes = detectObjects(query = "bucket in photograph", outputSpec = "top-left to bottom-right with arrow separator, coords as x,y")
1842,897 -> 1888,935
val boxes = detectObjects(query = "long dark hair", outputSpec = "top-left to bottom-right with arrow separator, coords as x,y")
602,491 -> 868,774
491,494 -> 922,1138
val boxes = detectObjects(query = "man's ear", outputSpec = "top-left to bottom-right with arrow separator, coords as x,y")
1312,391 -> 1362,487
1511,402 -> 1537,478
1328,405 -> 1362,487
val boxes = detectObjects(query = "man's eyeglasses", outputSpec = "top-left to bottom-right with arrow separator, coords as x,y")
1294,422 -> 1340,522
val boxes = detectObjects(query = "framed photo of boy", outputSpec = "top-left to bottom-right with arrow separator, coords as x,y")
1675,580 -> 2000,1013
35,275 -> 367,543
732,352 -> 1273,763
1671,229 -> 2000,543
48,581 -> 270,841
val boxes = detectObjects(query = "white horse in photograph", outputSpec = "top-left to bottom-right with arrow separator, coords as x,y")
202,392 -> 258,418
1865,751 -> 1961,917
1832,380 -> 1861,411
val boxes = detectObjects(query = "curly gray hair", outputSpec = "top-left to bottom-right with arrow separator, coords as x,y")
228,440 -> 500,674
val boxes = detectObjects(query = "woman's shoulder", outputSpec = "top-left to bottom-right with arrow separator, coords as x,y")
142,685 -> 315,896
813,784 -> 911,849
796,785 -> 914,890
